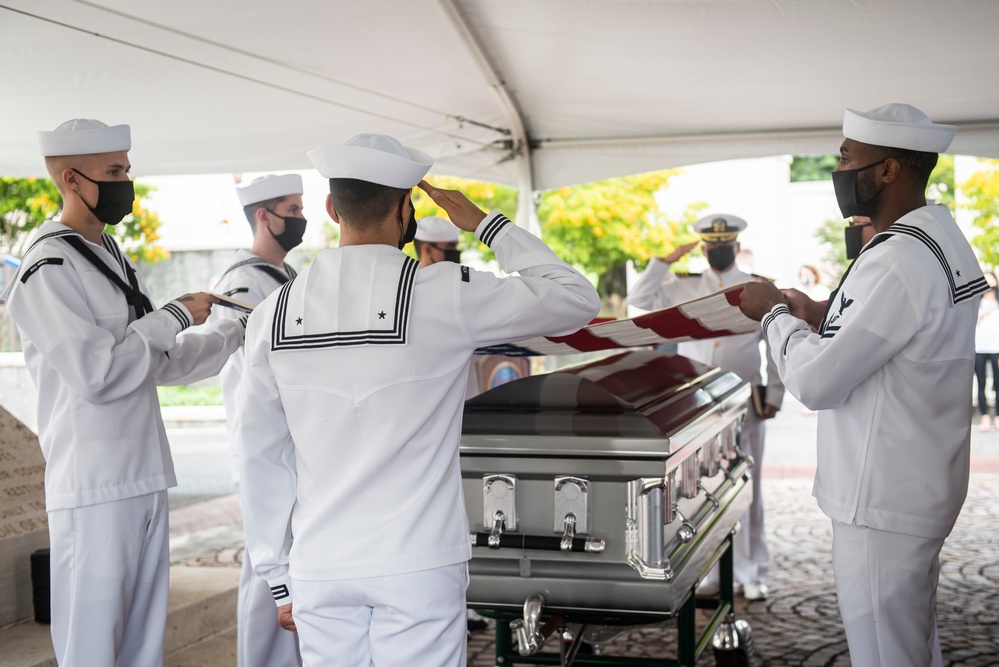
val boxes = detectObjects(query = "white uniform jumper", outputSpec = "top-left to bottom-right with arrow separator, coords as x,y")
630,261 -> 785,585
237,212 -> 600,667
5,221 -> 245,667
208,250 -> 301,667
760,205 -> 988,667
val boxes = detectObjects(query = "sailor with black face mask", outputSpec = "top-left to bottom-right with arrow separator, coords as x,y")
206,173 -> 306,667
738,103 -> 989,667
629,213 -> 785,603
414,215 -> 462,268
3,119 -> 245,667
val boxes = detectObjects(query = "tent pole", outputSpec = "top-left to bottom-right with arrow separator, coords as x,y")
435,0 -> 539,235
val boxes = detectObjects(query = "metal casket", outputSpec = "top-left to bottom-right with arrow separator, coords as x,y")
460,350 -> 752,619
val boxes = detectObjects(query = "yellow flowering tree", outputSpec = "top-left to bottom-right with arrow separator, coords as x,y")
960,158 -> 999,269
538,171 -> 702,315
0,177 -> 169,264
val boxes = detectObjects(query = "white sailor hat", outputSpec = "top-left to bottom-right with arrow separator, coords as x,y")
843,103 -> 957,153
38,119 -> 131,157
693,214 -> 747,243
236,174 -> 304,207
307,133 -> 433,189
415,216 -> 460,243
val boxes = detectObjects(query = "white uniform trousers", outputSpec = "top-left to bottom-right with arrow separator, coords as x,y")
831,520 -> 944,667
238,544 -> 302,667
292,563 -> 468,667
48,490 -> 170,667
733,409 -> 769,584
701,408 -> 769,589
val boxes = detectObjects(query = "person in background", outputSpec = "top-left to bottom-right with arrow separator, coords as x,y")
975,271 -> 999,431
414,215 -> 461,268
798,264 -> 830,302
629,214 -> 784,602
208,173 -> 306,667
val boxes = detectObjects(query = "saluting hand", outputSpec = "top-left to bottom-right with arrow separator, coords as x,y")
417,180 -> 487,233
662,241 -> 699,264
174,292 -> 219,326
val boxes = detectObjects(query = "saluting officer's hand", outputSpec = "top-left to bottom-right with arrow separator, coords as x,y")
663,241 -> 699,264
417,180 -> 487,233
738,280 -> 785,322
174,292 -> 219,326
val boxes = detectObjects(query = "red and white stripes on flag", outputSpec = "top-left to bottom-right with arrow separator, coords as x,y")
475,284 -> 759,357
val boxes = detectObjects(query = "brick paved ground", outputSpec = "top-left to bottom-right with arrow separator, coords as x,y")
174,475 -> 999,666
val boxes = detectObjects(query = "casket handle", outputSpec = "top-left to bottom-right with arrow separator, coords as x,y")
488,510 -> 506,548
697,479 -> 720,509
671,504 -> 697,543
471,531 -> 606,553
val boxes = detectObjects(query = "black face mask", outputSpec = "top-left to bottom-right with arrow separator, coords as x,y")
844,223 -> 871,260
398,198 -> 417,250
72,168 -> 135,226
428,243 -> 461,264
265,210 -> 308,251
831,159 -> 887,219
706,245 -> 736,272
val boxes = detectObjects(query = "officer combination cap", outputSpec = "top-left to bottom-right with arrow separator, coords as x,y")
236,173 -> 304,207
843,103 -> 957,154
693,214 -> 747,243
38,119 -> 131,157
307,133 -> 433,188
415,216 -> 460,243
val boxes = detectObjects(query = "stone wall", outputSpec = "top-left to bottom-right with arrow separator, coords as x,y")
0,405 -> 47,626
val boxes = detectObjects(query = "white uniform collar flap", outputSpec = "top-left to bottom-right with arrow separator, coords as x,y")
271,246 -> 419,350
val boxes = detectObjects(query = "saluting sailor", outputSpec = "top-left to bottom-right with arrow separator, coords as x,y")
235,133 -> 600,666
629,214 -> 785,601
3,119 -> 245,667
207,174 -> 306,667
739,103 -> 989,667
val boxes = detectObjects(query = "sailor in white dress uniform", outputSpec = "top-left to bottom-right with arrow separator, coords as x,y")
3,119 -> 245,667
739,104 -> 989,667
629,214 -> 785,600
236,133 -> 600,667
208,174 -> 306,667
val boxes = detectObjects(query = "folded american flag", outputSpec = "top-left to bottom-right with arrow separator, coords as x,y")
476,284 -> 759,357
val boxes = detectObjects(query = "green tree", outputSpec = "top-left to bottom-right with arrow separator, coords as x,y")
790,155 -> 839,182
959,158 -> 999,269
0,177 -> 168,263
927,154 -> 955,210
815,218 -> 849,285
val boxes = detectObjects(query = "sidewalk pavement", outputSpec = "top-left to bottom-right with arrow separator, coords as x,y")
168,395 -> 999,666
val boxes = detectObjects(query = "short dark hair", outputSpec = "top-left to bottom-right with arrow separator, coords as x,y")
328,178 -> 407,229
879,147 -> 938,187
242,195 -> 288,229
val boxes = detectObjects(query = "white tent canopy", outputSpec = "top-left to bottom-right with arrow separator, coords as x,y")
3,0 -> 999,223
